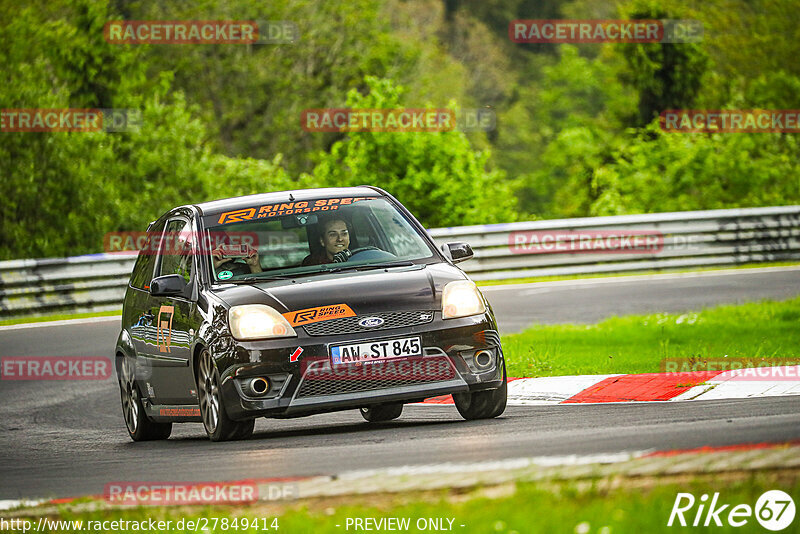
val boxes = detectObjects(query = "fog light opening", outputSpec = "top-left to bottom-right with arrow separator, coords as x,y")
474,350 -> 493,369
247,377 -> 270,397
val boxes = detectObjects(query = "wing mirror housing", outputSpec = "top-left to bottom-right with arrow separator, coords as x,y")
443,242 -> 474,264
150,274 -> 189,297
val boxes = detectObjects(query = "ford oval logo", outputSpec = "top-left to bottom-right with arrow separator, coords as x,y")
358,317 -> 384,328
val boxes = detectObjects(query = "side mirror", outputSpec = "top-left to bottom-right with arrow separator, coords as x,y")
444,242 -> 474,264
150,274 -> 188,297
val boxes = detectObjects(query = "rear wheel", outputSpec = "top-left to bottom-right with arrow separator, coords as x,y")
119,356 -> 172,441
360,403 -> 403,422
197,348 -> 254,442
453,361 -> 507,420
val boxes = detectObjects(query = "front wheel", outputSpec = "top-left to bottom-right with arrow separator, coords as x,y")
453,362 -> 507,420
360,403 -> 403,422
119,356 -> 172,441
197,349 -> 254,442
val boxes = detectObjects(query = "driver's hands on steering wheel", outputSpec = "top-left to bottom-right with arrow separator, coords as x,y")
243,245 -> 261,271
332,249 -> 352,263
211,246 -> 229,269
211,244 -> 262,273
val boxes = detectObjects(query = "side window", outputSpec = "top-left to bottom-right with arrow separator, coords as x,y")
130,220 -> 166,290
157,219 -> 194,284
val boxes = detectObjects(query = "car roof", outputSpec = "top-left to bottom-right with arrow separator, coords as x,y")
193,187 -> 384,216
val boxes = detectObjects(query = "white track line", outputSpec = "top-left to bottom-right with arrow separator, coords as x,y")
480,265 -> 800,292
335,451 -> 649,481
0,499 -> 44,511
0,315 -> 121,331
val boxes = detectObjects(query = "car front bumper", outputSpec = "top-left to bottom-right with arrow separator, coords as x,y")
214,313 -> 504,420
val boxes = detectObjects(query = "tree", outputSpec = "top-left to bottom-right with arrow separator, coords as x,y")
305,77 -> 517,228
0,0 -> 291,259
618,0 -> 709,126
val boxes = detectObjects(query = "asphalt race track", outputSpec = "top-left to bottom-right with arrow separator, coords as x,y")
1,267 -> 800,500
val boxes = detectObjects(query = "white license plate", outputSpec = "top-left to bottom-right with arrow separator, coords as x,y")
330,336 -> 422,365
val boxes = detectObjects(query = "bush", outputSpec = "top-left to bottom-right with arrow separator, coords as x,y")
305,76 -> 518,228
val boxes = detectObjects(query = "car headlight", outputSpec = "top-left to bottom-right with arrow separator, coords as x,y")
228,305 -> 297,340
442,280 -> 486,319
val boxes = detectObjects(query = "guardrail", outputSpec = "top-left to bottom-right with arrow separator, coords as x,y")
429,205 -> 800,281
1,206 -> 799,319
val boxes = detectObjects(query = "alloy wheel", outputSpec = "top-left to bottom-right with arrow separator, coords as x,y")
198,350 -> 220,434
120,357 -> 139,434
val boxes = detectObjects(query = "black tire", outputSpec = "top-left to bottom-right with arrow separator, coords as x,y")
360,403 -> 403,422
453,361 -> 507,420
119,356 -> 172,441
197,348 -> 254,442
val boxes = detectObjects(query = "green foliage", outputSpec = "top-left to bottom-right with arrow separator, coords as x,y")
128,0 -> 473,176
511,0 -> 800,218
0,1 -> 290,259
619,0 -> 710,126
2,0 -> 800,260
527,119 -> 800,219
501,45 -> 635,215
305,77 -> 517,228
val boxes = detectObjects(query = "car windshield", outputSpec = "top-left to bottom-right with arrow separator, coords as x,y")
202,196 -> 438,282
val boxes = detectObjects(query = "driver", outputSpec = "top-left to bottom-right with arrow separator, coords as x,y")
302,218 -> 352,265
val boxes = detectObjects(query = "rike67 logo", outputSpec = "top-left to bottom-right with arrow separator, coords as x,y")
668,490 -> 795,530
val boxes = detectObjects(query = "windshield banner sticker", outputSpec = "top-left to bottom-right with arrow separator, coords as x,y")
216,197 -> 374,225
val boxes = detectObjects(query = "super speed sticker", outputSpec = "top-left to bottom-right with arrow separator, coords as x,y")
282,304 -> 356,327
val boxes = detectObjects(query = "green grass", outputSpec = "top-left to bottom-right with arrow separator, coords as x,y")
476,261 -> 800,287
501,297 -> 800,378
12,472 -> 798,533
0,309 -> 121,326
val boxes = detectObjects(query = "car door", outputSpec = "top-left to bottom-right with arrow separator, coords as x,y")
143,215 -> 201,404
126,218 -> 166,366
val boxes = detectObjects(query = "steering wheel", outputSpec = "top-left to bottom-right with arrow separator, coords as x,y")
348,246 -> 396,261
349,246 -> 379,256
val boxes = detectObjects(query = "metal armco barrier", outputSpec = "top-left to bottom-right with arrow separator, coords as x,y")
1,206 -> 799,319
0,254 -> 136,319
429,205 -> 800,281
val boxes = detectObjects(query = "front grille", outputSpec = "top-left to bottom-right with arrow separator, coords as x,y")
303,310 -> 435,336
294,356 -> 456,398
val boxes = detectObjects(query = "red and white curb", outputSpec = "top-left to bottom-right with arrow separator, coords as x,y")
420,366 -> 800,405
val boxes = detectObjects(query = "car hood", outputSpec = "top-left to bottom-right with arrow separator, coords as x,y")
210,263 -> 469,315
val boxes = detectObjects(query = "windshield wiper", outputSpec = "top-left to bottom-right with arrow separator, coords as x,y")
218,261 -> 418,282
322,261 -> 416,273
220,273 -> 301,283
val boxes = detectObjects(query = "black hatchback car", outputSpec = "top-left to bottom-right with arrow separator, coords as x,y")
116,187 -> 506,441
